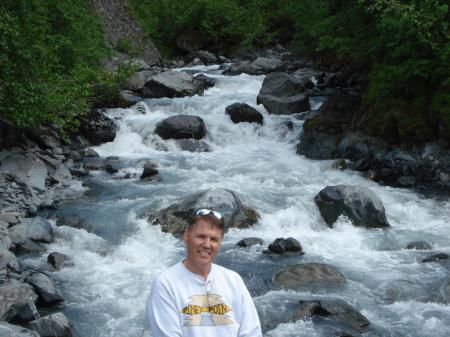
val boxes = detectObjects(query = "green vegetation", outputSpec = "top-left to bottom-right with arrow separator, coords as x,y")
0,0 -> 115,134
1,0 -> 448,147
130,0 -> 449,148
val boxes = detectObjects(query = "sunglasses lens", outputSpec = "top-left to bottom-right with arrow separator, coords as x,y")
196,209 -> 223,219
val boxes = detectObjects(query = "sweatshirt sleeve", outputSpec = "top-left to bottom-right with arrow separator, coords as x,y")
237,280 -> 263,337
146,282 -> 183,337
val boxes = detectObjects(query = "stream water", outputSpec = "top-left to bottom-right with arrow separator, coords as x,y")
25,65 -> 450,336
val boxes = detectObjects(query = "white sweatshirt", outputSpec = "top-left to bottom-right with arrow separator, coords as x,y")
147,262 -> 262,337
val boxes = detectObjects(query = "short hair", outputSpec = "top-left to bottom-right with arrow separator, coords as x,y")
187,208 -> 225,235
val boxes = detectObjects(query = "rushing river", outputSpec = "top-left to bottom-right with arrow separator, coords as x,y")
25,65 -> 449,336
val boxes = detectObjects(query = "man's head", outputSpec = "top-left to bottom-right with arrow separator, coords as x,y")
183,208 -> 225,278
186,208 -> 225,236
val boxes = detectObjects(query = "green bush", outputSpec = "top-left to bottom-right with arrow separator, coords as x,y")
0,0 -> 113,133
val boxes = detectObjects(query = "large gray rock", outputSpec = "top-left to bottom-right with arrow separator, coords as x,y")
43,180 -> 87,201
8,217 -> 54,244
0,322 -> 40,337
0,152 -> 48,192
314,185 -> 391,228
291,299 -> 371,336
155,115 -> 206,140
146,188 -> 260,235
273,263 -> 345,289
26,273 -> 64,305
0,279 -> 38,322
47,252 -> 74,271
29,313 -> 75,337
224,58 -> 283,76
74,110 -> 117,146
257,73 -> 311,115
225,103 -> 264,125
0,248 -> 22,274
143,71 -> 206,98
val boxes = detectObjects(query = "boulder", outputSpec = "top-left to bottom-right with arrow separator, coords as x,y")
0,278 -> 38,322
74,110 -> 117,146
0,214 -> 18,226
155,115 -> 206,140
236,237 -> 264,248
29,313 -> 75,337
273,263 -> 345,289
314,185 -> 391,228
257,73 -> 311,115
140,163 -> 160,181
143,71 -> 206,98
406,241 -> 432,250
267,237 -> 304,255
0,247 -> 22,274
176,30 -> 206,52
251,57 -> 283,74
0,152 -> 48,192
8,217 -> 54,244
422,253 -> 449,263
0,321 -> 40,337
26,272 -> 64,305
224,61 -> 253,76
291,299 -> 371,336
146,188 -> 260,235
176,139 -> 212,153
225,103 -> 264,125
47,252 -> 74,271
186,50 -> 218,65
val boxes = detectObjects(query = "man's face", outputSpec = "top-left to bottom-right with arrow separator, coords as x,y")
183,218 -> 223,277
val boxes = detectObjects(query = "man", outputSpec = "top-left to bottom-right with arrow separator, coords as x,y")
147,208 -> 262,337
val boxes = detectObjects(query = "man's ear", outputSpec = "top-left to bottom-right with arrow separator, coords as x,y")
183,229 -> 188,244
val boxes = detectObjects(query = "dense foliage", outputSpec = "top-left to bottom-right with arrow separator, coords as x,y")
1,0 -> 448,147
0,0 -> 114,133
130,0 -> 449,147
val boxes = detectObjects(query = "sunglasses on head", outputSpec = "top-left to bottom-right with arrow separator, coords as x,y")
196,209 -> 223,219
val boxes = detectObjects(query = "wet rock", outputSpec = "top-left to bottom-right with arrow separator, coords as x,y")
143,71 -> 206,99
273,263 -> 345,289
155,115 -> 206,140
314,185 -> 391,228
14,239 -> 47,255
193,74 -> 217,89
257,73 -> 311,115
146,188 -> 260,236
0,278 -> 38,322
84,162 -> 105,170
406,241 -> 432,250
47,252 -> 74,271
140,163 -> 160,181
29,312 -> 75,337
291,299 -> 371,336
225,103 -> 264,125
237,237 -> 264,248
26,272 -> 64,305
422,253 -> 449,263
105,164 -> 119,174
176,139 -> 212,153
0,321 -> 40,336
266,237 -> 304,255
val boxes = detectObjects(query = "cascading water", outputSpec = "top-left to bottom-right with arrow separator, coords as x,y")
25,65 -> 449,337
